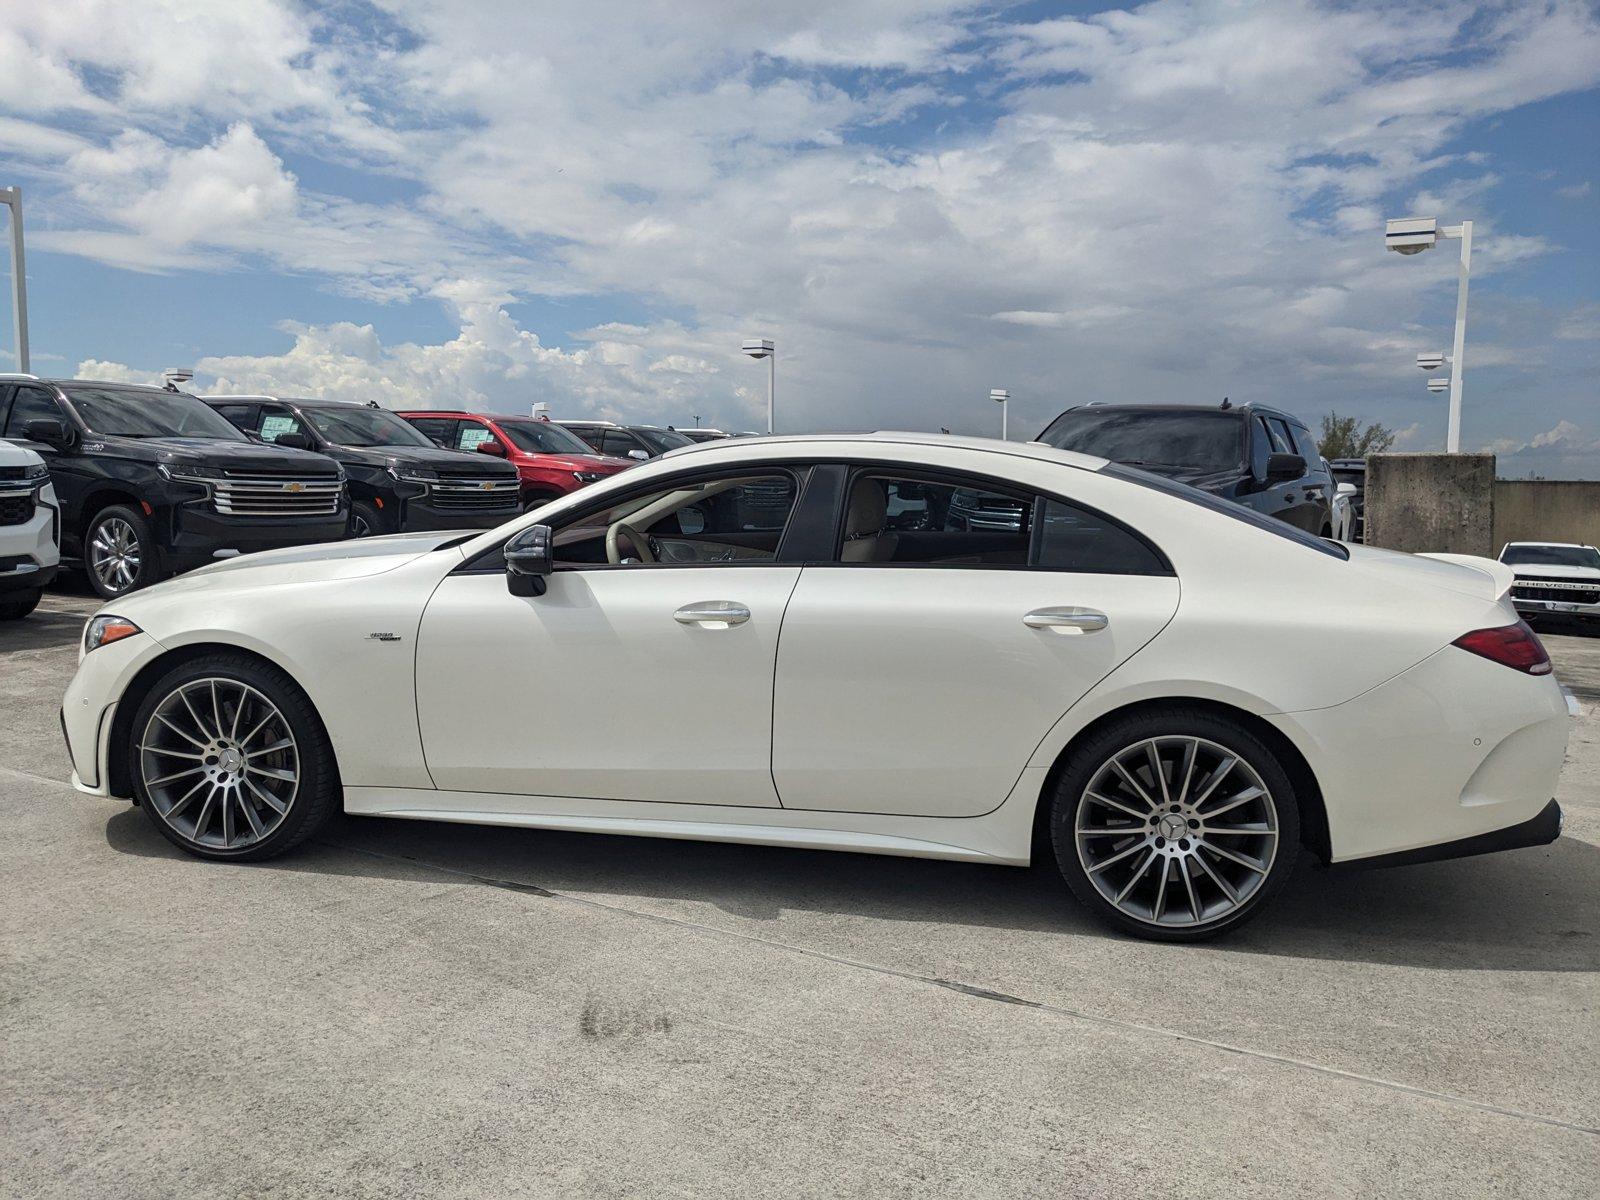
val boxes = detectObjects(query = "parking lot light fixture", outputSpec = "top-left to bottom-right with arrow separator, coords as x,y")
742,338 -> 775,434
990,389 -> 1010,441
0,186 -> 28,374
1416,352 -> 1447,371
1427,377 -> 1450,394
1386,215 -> 1473,452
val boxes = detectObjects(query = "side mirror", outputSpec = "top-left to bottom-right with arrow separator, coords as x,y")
1337,481 -> 1358,497
627,449 -> 650,461
1265,452 -> 1304,482
505,524 -> 553,596
273,431 -> 314,451
21,418 -> 72,449
476,440 -> 507,457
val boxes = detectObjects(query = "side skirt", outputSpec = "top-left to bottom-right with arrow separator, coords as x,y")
342,767 -> 1049,866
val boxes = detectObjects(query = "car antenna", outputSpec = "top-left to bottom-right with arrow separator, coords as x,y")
1220,396 -> 1232,410
365,400 -> 381,408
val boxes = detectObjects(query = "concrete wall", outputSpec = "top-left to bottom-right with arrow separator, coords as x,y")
1492,481 -> 1600,553
1365,453 -> 1496,556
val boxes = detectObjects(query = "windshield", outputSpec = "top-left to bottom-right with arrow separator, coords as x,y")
1501,545 -> 1600,569
65,388 -> 248,441
497,419 -> 596,455
636,427 -> 694,454
301,405 -> 434,448
1038,409 -> 1245,473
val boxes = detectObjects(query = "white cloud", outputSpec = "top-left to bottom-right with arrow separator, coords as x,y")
7,0 -> 1600,460
1555,180 -> 1593,200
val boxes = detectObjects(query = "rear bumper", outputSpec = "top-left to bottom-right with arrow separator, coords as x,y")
1269,644 -> 1571,864
1339,799 -> 1560,869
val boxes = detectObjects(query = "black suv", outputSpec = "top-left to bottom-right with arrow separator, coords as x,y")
1036,403 -> 1335,536
204,397 -> 521,537
1,378 -> 348,599
557,421 -> 695,459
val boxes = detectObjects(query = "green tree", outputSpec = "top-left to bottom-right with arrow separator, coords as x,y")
1318,413 -> 1396,459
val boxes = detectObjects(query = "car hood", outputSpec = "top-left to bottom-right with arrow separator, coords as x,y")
0,440 -> 44,469
1346,544 -> 1514,602
338,443 -> 517,476
1505,563 -> 1600,581
106,436 -> 341,473
529,453 -> 632,472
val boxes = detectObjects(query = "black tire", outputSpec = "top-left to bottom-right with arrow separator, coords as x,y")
0,588 -> 42,619
129,652 -> 340,862
84,503 -> 162,599
1050,707 -> 1300,942
522,491 -> 561,513
350,500 -> 385,538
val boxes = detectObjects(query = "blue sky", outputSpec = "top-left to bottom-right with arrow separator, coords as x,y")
1,0 -> 1597,471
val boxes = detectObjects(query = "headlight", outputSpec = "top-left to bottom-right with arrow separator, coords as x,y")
157,464 -> 225,484
24,462 -> 50,482
387,465 -> 438,484
573,471 -> 605,483
84,615 -> 142,653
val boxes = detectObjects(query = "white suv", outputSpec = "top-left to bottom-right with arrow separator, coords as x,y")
1500,541 -> 1600,628
0,439 -> 60,619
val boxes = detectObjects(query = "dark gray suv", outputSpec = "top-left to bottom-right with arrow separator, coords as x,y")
1036,402 -> 1335,536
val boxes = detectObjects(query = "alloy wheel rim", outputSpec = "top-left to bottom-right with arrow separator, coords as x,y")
139,678 -> 299,850
1075,736 -> 1278,929
90,516 -> 141,593
352,513 -> 372,537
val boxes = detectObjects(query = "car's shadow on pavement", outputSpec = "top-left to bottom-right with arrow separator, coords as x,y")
104,805 -> 1600,973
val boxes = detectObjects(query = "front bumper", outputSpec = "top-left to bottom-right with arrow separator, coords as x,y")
1512,596 -> 1600,620
0,560 -> 57,593
0,483 -> 61,590
399,498 -> 519,532
164,504 -> 350,574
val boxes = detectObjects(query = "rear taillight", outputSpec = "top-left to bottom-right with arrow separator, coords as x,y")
1452,621 -> 1552,676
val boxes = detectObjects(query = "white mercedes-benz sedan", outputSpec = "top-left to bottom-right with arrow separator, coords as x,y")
61,433 -> 1569,940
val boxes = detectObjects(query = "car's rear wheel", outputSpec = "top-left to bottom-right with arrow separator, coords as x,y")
1050,708 -> 1300,941
85,504 -> 160,599
129,653 -> 340,861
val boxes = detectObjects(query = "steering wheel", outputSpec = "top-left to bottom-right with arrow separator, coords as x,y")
606,522 -> 658,564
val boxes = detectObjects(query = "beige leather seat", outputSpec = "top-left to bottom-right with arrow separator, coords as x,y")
841,480 -> 899,562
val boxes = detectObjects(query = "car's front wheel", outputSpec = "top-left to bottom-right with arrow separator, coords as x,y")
1050,708 -> 1300,941
85,504 -> 160,599
129,653 -> 340,861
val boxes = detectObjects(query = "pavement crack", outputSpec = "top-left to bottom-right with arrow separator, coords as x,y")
324,839 -> 1599,1140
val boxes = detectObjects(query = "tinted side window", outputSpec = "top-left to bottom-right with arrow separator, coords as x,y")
1249,417 -> 1273,476
1035,500 -> 1168,575
4,387 -> 65,437
600,430 -> 638,456
406,417 -> 457,448
1289,423 -> 1321,465
257,405 -> 306,443
211,404 -> 257,431
1263,418 -> 1293,454
568,427 -> 606,451
452,421 -> 496,452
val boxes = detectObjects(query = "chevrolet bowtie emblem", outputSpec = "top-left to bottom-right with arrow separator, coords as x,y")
282,481 -> 305,493
480,481 -> 495,490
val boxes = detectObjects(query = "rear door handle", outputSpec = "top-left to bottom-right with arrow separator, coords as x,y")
674,601 -> 751,628
1023,607 -> 1109,633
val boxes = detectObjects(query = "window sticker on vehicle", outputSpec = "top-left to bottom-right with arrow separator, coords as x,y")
457,426 -> 493,451
261,414 -> 300,441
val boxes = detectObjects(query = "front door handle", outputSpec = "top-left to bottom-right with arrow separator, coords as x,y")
674,601 -> 751,628
1023,607 -> 1109,633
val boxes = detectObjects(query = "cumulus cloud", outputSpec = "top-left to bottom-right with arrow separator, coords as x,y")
7,0 -> 1600,453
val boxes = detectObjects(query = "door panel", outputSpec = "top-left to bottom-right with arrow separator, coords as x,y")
416,566 -> 802,805
771,568 -> 1179,816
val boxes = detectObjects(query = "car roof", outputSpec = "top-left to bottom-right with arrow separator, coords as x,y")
23,378 -> 183,394
1055,401 -> 1304,423
1504,541 -> 1596,550
656,430 -> 1107,472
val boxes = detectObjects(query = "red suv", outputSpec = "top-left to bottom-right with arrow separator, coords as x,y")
400,411 -> 635,509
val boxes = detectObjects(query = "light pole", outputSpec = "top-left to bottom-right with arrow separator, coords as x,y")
1386,215 -> 1473,452
990,389 -> 1010,440
1,186 -> 29,374
742,338 -> 775,433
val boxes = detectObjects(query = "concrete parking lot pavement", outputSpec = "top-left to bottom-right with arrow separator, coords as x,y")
3,584 -> 1597,1197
